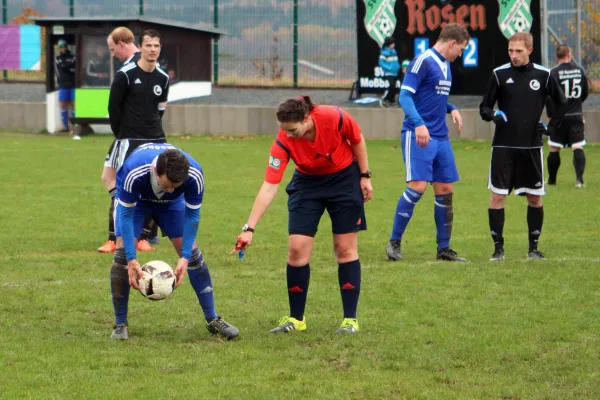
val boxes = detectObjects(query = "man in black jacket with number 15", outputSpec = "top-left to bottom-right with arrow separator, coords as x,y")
480,32 -> 566,262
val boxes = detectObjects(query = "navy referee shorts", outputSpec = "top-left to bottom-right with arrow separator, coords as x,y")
286,162 -> 367,236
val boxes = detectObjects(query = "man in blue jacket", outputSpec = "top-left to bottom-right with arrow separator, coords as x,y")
379,36 -> 400,108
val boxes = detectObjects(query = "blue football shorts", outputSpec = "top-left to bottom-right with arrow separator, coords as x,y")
401,130 -> 459,183
115,199 -> 185,239
58,88 -> 75,103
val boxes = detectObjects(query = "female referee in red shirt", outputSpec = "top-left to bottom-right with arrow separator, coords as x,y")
233,96 -> 373,334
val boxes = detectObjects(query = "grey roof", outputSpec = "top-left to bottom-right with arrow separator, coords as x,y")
30,16 -> 226,36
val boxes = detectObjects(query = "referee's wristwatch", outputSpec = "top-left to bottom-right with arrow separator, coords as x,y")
242,224 -> 255,233
360,170 -> 372,179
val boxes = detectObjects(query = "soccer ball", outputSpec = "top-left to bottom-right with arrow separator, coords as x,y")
138,260 -> 176,301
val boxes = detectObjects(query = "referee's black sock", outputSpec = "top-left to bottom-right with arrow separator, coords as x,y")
287,263 -> 310,321
573,148 -> 586,184
527,206 -> 543,252
488,208 -> 505,251
547,152 -> 560,184
108,188 -> 116,242
338,260 -> 361,319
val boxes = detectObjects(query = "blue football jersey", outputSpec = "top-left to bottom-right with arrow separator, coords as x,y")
116,143 -> 204,209
400,48 -> 453,138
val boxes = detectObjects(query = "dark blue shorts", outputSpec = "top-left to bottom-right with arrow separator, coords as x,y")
58,88 -> 75,103
115,200 -> 185,239
286,162 -> 367,236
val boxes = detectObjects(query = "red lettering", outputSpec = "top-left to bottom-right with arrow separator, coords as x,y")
405,0 -> 426,35
470,5 -> 486,30
441,4 -> 456,28
455,4 -> 469,27
425,6 -> 441,31
405,1 -> 487,34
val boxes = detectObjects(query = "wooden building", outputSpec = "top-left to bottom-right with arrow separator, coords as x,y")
33,16 -> 226,92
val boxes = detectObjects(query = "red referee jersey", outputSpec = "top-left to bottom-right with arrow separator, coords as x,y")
265,105 -> 363,184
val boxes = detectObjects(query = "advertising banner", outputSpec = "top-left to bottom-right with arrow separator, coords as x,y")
357,0 -> 541,95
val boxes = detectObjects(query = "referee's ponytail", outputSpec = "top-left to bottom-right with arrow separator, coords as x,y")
277,96 -> 317,122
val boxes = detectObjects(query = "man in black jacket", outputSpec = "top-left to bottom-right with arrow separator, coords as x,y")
107,29 -> 170,253
480,32 -> 566,262
546,44 -> 589,188
99,27 -> 145,254
108,29 -> 169,160
55,39 -> 75,133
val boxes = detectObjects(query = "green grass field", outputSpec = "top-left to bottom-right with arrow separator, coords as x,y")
1,134 -> 599,399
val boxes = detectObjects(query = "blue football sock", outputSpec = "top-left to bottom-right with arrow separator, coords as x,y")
110,248 -> 130,325
60,109 -> 69,130
390,187 -> 423,241
338,259 -> 361,319
434,193 -> 453,251
287,263 -> 310,320
187,249 -> 218,322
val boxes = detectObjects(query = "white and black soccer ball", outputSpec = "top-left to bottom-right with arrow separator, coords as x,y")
138,260 -> 176,301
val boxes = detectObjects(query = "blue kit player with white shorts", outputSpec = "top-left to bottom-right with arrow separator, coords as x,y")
109,143 -> 239,340
386,24 -> 470,262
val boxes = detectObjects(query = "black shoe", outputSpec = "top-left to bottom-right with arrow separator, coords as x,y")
527,249 -> 547,260
436,248 -> 467,262
547,178 -> 556,185
206,316 -> 240,340
489,248 -> 505,262
386,240 -> 402,261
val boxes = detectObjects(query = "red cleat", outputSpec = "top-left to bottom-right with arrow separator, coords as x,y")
136,239 -> 154,252
98,240 -> 116,253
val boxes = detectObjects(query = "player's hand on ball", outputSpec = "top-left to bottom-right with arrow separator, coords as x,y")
128,259 -> 143,290
415,125 -> 430,147
173,257 -> 189,288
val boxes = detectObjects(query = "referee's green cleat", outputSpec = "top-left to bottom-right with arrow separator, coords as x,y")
269,316 -> 307,333
335,318 -> 359,334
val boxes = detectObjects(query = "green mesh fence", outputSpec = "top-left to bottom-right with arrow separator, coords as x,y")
298,1 -> 356,88
546,0 -> 600,90
73,0 -> 139,18
2,0 -> 356,87
143,0 -> 212,24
